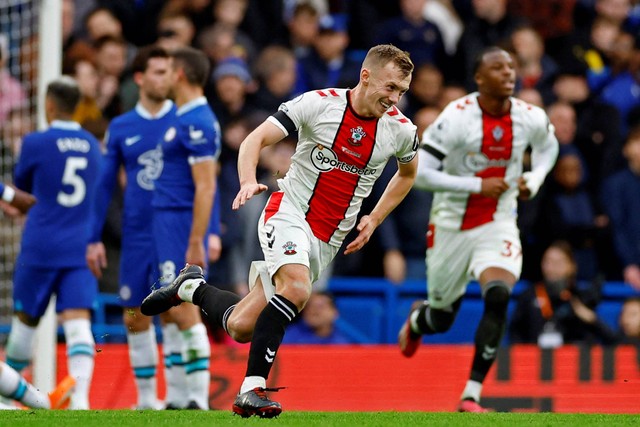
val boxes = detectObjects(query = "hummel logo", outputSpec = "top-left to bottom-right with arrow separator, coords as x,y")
125,135 -> 142,146
481,345 -> 497,360
268,236 -> 276,249
266,225 -> 275,248
265,347 -> 276,363
266,225 -> 274,239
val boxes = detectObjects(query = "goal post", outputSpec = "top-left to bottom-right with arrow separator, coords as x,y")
33,0 -> 62,393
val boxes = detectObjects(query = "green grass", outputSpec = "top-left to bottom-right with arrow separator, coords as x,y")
0,411 -> 637,427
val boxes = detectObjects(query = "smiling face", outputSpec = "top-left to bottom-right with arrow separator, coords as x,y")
358,61 -> 411,118
475,49 -> 516,99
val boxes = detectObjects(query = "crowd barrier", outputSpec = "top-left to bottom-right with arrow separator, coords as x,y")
57,343 -> 640,412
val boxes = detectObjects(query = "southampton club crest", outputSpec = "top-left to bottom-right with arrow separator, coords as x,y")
348,126 -> 366,146
492,126 -> 504,142
283,241 -> 297,255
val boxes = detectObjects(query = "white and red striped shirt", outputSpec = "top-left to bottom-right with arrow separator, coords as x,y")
267,88 -> 418,247
419,92 -> 558,231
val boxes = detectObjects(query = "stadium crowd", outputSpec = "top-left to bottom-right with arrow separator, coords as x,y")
0,0 -> 638,337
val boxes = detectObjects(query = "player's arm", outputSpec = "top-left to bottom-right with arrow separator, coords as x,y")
0,182 -> 36,214
232,119 -> 287,210
86,129 -> 121,278
344,155 -> 418,255
187,159 -> 217,267
518,119 -> 559,200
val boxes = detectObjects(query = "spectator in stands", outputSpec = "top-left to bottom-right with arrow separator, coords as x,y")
0,35 -> 26,127
283,291 -> 351,344
601,127 -> 640,290
373,0 -> 448,70
516,87 -> 544,107
402,63 -> 444,119
251,45 -> 299,114
509,240 -> 617,347
510,25 -> 559,105
284,1 -> 322,60
452,0 -> 526,89
196,22 -> 253,69
534,145 -> 609,280
294,13 -> 361,94
155,10 -> 196,51
437,83 -> 466,110
208,56 -> 257,128
618,296 -> 640,343
93,35 -> 127,119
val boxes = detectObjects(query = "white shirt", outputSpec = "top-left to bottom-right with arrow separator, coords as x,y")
417,93 -> 558,231
268,88 -> 418,247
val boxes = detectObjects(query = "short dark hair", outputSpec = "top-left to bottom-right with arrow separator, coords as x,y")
131,45 -> 170,75
171,46 -> 210,87
363,44 -> 414,79
472,46 -> 509,75
46,76 -> 81,114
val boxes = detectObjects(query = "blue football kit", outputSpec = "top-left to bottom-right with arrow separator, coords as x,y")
152,96 -> 221,284
91,101 -> 176,306
13,120 -> 102,317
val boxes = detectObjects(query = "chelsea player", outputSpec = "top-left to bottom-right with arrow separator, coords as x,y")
151,46 -> 220,410
6,76 -> 102,409
86,45 -> 175,410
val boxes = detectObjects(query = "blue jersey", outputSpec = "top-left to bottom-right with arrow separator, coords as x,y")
91,101 -> 176,242
152,96 -> 220,209
15,121 -> 102,267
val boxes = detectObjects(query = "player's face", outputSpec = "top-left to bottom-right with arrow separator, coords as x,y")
475,50 -> 516,99
363,62 -> 411,118
141,57 -> 173,102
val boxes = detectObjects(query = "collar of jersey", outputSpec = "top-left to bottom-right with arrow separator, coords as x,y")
50,120 -> 81,130
135,99 -> 174,120
176,96 -> 207,116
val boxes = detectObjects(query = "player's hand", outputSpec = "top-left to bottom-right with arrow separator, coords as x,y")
9,186 -> 36,214
86,242 -> 107,279
480,177 -> 509,199
344,215 -> 378,255
232,182 -> 269,210
517,176 -> 532,200
384,249 -> 406,285
208,233 -> 222,263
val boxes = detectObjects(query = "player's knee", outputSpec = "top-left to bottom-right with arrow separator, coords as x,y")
226,315 -> 253,343
483,281 -> 511,315
123,309 -> 151,332
428,308 -> 456,333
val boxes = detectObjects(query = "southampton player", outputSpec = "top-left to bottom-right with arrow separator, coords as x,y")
141,44 -> 418,417
150,46 -> 220,410
86,45 -> 175,410
397,46 -> 559,412
0,362 -> 75,410
5,76 -> 102,410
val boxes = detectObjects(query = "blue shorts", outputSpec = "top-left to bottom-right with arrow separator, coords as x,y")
153,208 -> 208,287
13,266 -> 98,318
119,237 -> 159,307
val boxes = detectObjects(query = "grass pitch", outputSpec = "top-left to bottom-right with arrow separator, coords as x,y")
0,410 -> 637,427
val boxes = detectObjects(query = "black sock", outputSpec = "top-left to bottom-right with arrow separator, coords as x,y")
470,283 -> 510,382
246,294 -> 298,379
192,284 -> 241,331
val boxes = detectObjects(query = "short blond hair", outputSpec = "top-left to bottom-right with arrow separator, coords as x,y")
362,44 -> 414,78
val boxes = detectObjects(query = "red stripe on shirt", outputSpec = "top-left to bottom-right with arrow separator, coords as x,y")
305,109 -> 378,242
264,191 -> 284,224
460,111 -> 513,230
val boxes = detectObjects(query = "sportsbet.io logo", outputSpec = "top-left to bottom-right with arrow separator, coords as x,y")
310,144 -> 376,176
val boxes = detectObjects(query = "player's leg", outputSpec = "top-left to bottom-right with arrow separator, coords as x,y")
459,221 -> 520,412
152,209 -> 210,410
120,248 -> 162,409
5,266 -> 54,376
0,361 -> 49,408
58,267 -> 98,410
399,225 -> 471,357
